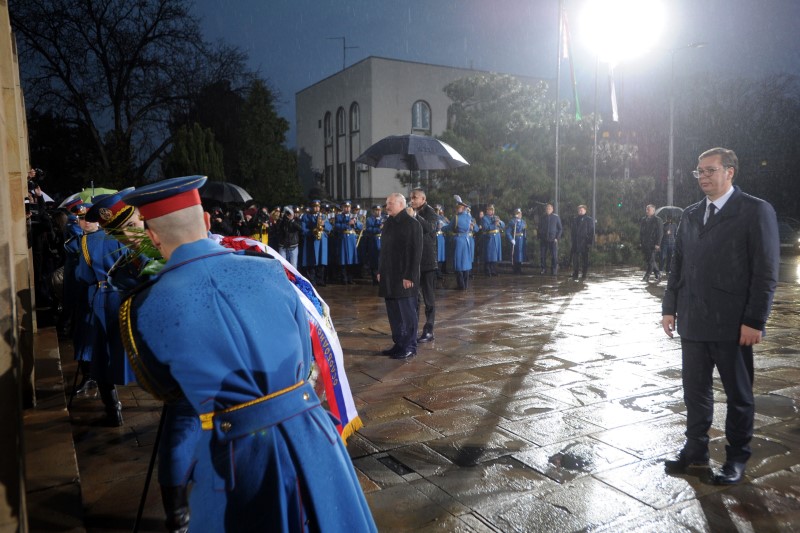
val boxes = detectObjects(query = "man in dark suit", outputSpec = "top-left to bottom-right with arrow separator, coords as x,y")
538,202 -> 562,275
640,204 -> 663,282
662,147 -> 780,485
409,188 -> 439,344
378,193 -> 423,360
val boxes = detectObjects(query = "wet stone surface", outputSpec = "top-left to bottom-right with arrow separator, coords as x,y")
64,264 -> 800,531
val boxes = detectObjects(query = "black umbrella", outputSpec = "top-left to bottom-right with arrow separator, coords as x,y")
355,134 -> 469,171
199,181 -> 253,203
655,205 -> 684,221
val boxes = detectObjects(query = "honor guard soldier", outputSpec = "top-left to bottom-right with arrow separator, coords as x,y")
120,176 -> 377,532
480,204 -> 505,276
365,204 -> 385,284
435,204 -> 447,279
301,199 -> 332,286
74,198 -> 131,426
334,200 -> 362,284
58,199 -> 85,337
442,195 -> 473,289
507,208 -> 527,274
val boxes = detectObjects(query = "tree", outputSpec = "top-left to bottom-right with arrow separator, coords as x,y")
235,80 -> 302,206
11,0 -> 250,190
161,123 -> 225,180
414,73 -> 642,242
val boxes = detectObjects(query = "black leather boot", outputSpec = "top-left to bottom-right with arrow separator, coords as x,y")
98,384 -> 123,427
161,484 -> 191,533
75,362 -> 97,396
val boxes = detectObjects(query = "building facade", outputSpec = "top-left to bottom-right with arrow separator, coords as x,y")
296,56 -> 489,205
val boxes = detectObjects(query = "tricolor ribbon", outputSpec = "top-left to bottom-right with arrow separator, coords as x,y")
213,235 -> 363,443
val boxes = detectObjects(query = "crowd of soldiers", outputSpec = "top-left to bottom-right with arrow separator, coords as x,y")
232,196 -> 597,287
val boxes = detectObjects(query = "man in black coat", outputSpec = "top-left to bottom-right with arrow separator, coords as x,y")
378,193 -> 423,360
662,147 -> 780,485
538,202 -> 562,275
570,204 -> 594,280
639,204 -> 663,281
409,188 -> 438,344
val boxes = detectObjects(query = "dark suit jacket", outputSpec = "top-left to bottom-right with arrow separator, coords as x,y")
378,209 -> 422,299
414,202 -> 439,272
662,186 -> 780,342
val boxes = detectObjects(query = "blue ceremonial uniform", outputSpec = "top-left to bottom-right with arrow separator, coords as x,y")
301,210 -> 332,285
481,213 -> 505,275
436,215 -> 446,263
365,212 -> 385,283
335,212 -> 362,264
506,216 -> 527,274
121,238 -> 376,532
74,230 -> 135,385
442,210 -> 473,289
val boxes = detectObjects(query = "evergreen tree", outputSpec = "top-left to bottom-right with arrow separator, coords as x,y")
161,123 -> 225,180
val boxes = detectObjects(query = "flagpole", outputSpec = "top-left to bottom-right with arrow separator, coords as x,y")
554,0 -> 563,215
592,55 -> 599,246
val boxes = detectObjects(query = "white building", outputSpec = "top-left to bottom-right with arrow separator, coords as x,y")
295,56 -> 501,205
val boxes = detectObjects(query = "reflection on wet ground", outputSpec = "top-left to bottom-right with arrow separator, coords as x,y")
55,264 -> 800,532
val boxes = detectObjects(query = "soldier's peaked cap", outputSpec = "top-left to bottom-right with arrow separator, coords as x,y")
85,188 -> 136,229
122,175 -> 207,220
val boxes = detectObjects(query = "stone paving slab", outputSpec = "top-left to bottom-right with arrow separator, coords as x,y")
36,264 -> 800,532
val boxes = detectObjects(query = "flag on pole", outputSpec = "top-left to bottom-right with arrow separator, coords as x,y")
562,11 -> 582,121
609,65 -> 619,122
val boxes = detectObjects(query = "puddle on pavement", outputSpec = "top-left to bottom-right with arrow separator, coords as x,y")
756,394 -> 798,418
547,443 -> 590,472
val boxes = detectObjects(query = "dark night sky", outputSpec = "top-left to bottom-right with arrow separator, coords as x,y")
191,0 -> 800,147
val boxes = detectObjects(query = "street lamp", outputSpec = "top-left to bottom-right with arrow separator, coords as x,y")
667,41 -> 707,206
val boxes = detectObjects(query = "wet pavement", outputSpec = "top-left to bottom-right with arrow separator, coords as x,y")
28,258 -> 800,532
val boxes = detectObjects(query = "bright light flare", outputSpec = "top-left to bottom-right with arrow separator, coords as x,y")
580,0 -> 666,64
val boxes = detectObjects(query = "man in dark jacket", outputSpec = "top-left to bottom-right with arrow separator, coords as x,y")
275,207 -> 304,269
538,202 -> 562,275
639,204 -> 664,282
570,204 -> 595,280
410,188 -> 439,343
662,147 -> 779,485
378,193 -> 423,360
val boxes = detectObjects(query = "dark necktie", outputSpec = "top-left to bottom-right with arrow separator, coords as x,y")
705,203 -> 716,225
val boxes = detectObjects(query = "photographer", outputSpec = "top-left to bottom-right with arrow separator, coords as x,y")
275,206 -> 303,269
209,206 -> 234,236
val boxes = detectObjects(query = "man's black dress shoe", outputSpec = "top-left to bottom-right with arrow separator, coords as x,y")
417,332 -> 434,343
390,350 -> 416,360
381,345 -> 402,356
713,461 -> 746,485
664,451 -> 709,473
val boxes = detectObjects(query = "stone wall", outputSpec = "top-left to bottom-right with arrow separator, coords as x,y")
0,0 -> 33,529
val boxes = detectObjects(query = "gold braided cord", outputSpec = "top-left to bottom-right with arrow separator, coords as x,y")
119,296 -> 182,403
199,380 -> 305,430
80,235 -> 92,267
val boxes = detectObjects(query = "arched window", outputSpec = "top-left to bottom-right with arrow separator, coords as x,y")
336,107 -> 346,198
323,112 -> 333,195
412,100 -> 431,134
349,102 -> 361,199
324,112 -> 332,144
349,102 -> 360,133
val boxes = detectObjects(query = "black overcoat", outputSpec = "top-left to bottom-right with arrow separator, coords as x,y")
415,202 -> 439,272
662,186 -> 780,341
378,209 -> 422,299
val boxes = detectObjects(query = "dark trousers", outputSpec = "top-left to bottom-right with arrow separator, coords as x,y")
660,243 -> 675,273
385,296 -> 418,352
455,270 -> 469,289
539,240 -> 558,273
681,338 -> 755,463
417,270 -> 436,334
643,248 -> 660,277
572,247 -> 589,277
